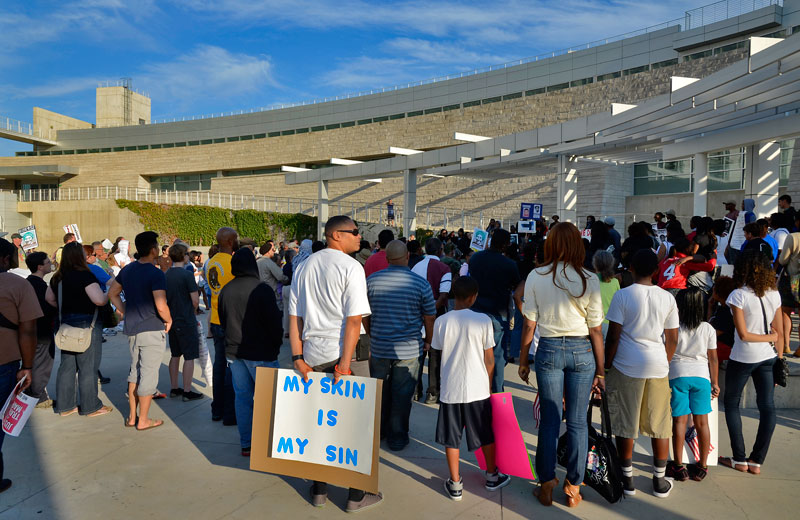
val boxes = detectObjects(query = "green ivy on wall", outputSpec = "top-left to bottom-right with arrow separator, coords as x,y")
116,200 -> 317,246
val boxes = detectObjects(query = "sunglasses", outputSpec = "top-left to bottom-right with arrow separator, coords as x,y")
335,228 -> 360,236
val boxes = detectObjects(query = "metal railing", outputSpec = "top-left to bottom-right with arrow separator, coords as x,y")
685,0 -> 781,30
0,116 -> 56,141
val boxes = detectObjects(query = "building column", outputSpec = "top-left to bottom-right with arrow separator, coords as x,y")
556,154 -> 577,223
747,142 -> 780,218
403,169 -> 417,237
318,179 -> 329,240
693,152 -> 708,217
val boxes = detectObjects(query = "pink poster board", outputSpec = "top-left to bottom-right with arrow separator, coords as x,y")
475,392 -> 536,480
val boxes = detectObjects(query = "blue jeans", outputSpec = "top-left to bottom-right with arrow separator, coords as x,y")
54,314 -> 104,415
723,358 -> 777,464
210,324 -> 236,422
485,313 -> 509,393
535,336 -> 595,484
370,356 -> 420,449
230,359 -> 280,449
509,308 -> 523,360
0,361 -> 19,455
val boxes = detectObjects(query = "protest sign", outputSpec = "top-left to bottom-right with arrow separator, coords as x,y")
510,234 -> 518,245
581,228 -> 592,242
475,393 -> 535,480
655,228 -> 668,246
63,224 -> 82,244
723,217 -> 734,236
101,238 -> 114,250
520,203 -> 542,221
517,221 -> 535,233
250,367 -> 382,492
470,228 -> 488,251
1,377 -> 36,437
17,225 -> 38,251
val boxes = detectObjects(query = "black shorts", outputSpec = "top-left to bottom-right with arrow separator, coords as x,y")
168,323 -> 199,360
435,398 -> 494,451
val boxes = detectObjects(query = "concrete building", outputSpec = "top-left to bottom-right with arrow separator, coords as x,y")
2,0 -> 799,250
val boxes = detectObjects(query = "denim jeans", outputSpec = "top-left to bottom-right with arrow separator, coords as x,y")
210,324 -> 236,422
486,313 -> 509,393
54,314 -> 104,415
723,358 -> 777,464
535,336 -> 595,484
230,358 -> 280,448
509,308 -> 524,360
0,361 -> 19,454
370,356 -> 420,449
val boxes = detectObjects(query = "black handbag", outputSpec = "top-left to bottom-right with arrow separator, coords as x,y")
758,297 -> 789,387
557,393 -> 624,503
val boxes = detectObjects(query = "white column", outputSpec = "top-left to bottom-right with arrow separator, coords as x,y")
403,169 -> 417,237
747,142 -> 780,218
693,152 -> 708,217
318,179 -> 329,240
556,154 -> 578,223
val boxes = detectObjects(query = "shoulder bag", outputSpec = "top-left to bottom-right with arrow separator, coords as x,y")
557,392 -> 624,503
759,297 -> 789,387
54,282 -> 98,354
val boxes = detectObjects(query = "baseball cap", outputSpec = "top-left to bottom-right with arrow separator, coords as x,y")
10,233 -> 22,239
603,216 -> 615,226
665,209 -> 676,216
723,199 -> 736,205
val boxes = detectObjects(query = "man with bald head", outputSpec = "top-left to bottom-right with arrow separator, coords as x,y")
207,227 -> 238,424
365,240 -> 436,451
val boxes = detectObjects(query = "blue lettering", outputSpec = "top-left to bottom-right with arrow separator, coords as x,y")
301,377 -> 313,394
331,379 -> 344,396
283,376 -> 300,393
296,438 -> 308,455
317,409 -> 323,426
352,382 -> 365,401
344,380 -> 350,397
327,410 -> 338,426
325,445 -> 336,462
345,448 -> 358,467
320,378 -> 331,394
276,437 -> 293,454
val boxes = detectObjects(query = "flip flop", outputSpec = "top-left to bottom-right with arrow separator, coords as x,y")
59,407 -> 78,417
124,416 -> 138,428
719,457 -> 747,472
747,461 -> 761,475
137,419 -> 164,432
87,405 -> 113,418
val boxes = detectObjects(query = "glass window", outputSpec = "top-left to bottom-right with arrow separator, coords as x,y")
150,173 -> 215,192
406,111 -> 423,117
708,147 -> 746,191
502,93 -> 522,100
597,72 -> 621,82
547,83 -> 569,92
443,104 -> 461,111
780,139 -> 794,187
463,100 -> 481,108
633,159 -> 693,195
526,88 -> 546,96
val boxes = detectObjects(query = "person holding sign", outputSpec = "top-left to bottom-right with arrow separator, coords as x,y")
0,238 -> 40,493
433,276 -> 510,501
288,215 -> 383,513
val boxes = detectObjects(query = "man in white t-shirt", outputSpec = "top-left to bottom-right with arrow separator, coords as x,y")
288,215 -> 382,513
605,249 -> 679,499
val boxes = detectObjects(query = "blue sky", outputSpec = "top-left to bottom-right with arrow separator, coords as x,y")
0,0 -> 708,156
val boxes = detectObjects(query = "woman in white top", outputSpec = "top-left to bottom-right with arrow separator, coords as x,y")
518,223 -> 605,508
720,251 -> 784,475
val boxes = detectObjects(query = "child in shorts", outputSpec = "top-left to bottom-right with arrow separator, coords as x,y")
667,287 -> 719,482
605,249 -> 680,498
432,276 -> 510,500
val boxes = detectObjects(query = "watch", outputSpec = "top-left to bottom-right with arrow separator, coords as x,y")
292,355 -> 304,362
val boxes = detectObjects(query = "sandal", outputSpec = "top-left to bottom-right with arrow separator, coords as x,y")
137,419 -> 164,431
719,457 -> 747,472
124,416 -> 138,428
59,407 -> 78,417
747,461 -> 761,475
87,405 -> 113,418
687,463 -> 708,481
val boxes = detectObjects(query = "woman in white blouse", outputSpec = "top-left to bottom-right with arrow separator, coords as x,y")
518,223 -> 605,508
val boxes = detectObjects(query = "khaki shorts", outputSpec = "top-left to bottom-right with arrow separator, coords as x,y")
605,368 -> 671,439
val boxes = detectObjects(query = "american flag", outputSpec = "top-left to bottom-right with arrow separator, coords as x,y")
685,426 -> 715,461
532,392 -> 541,429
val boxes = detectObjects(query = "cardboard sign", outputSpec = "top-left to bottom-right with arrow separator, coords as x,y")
520,203 -> 542,221
1,377 -> 36,437
18,225 -> 38,251
250,367 -> 382,492
723,217 -> 734,236
517,220 -> 535,233
63,224 -> 82,244
470,228 -> 488,251
475,393 -> 536,480
510,234 -> 518,245
581,228 -> 592,242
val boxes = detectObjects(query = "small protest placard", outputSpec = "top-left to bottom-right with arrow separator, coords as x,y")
63,224 -> 82,244
18,225 -> 38,251
250,367 -> 382,492
519,203 -> 542,221
470,228 -> 488,251
1,377 -> 36,437
723,217 -> 734,236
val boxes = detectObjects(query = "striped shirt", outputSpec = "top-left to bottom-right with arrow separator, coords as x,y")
367,265 -> 436,359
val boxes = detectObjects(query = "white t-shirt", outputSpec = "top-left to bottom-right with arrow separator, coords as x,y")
288,248 -> 371,367
770,228 -> 790,252
431,309 -> 494,404
726,287 -> 780,364
669,322 -> 717,380
606,283 -> 679,379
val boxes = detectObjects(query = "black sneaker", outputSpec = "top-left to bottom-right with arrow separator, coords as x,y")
653,476 -> 673,498
182,391 -> 203,401
0,479 -> 11,493
443,478 -> 463,501
666,461 -> 689,482
485,471 -> 511,491
170,388 -> 184,398
424,394 -> 439,405
687,463 -> 708,482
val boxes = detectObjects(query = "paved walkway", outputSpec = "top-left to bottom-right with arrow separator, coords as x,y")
1,319 -> 799,520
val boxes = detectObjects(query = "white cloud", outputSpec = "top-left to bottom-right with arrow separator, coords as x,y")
322,56 -> 418,90
384,38 -> 508,65
3,77 -> 101,99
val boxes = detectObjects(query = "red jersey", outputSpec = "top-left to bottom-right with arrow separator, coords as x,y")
658,255 -> 691,289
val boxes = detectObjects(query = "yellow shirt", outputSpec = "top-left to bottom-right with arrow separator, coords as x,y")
207,252 -> 234,325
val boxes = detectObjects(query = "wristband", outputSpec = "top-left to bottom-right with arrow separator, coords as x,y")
595,374 -> 605,379
334,364 -> 352,376
292,355 -> 304,362
20,366 -> 32,370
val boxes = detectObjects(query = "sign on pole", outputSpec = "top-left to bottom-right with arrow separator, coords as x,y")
250,367 -> 382,492
520,203 -> 542,221
17,225 -> 38,251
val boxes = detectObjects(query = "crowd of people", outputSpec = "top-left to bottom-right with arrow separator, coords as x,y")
0,196 -> 794,509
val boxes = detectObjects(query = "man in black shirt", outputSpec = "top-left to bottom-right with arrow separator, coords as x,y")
779,194 -> 797,231
25,252 -> 55,407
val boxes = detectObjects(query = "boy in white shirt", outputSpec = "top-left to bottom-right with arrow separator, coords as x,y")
432,276 -> 510,500
605,250 -> 679,499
